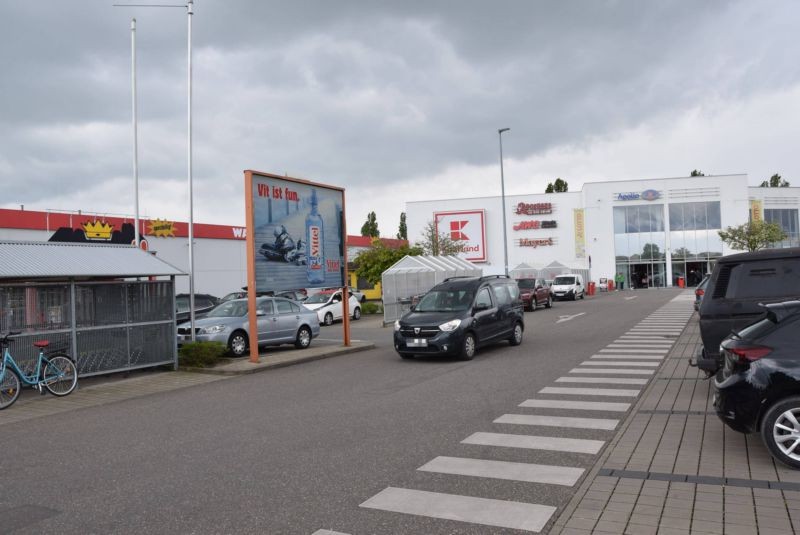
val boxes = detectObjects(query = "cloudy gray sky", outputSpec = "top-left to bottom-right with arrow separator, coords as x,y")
1,0 -> 798,239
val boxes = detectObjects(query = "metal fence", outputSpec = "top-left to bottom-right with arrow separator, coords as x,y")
0,280 -> 176,376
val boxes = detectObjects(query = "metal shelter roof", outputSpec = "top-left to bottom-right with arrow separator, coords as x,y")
0,241 -> 185,279
383,254 -> 481,275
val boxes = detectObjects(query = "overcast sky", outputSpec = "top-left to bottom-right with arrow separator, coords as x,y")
1,0 -> 798,240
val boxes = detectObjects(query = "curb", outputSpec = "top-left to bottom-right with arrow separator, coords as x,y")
179,341 -> 376,376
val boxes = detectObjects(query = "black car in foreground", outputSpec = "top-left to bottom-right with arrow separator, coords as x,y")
393,275 -> 524,360
714,301 -> 800,468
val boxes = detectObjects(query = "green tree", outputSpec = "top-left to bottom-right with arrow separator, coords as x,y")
759,173 -> 790,187
690,169 -> 705,177
416,220 -> 466,256
353,238 -> 423,285
641,243 -> 661,260
360,211 -> 379,237
396,212 -> 408,240
718,220 -> 787,252
545,178 -> 568,193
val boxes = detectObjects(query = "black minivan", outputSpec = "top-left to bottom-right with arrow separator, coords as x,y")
694,247 -> 800,375
393,275 -> 524,360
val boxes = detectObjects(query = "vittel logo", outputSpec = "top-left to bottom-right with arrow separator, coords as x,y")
310,226 -> 321,257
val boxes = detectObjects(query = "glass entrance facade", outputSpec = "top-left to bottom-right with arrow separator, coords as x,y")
668,201 -> 722,286
614,204 -> 666,288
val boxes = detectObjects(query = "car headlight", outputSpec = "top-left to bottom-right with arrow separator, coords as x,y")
199,324 -> 227,335
439,319 -> 461,332
394,320 -> 401,332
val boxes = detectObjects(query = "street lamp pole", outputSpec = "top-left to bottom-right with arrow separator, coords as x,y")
131,18 -> 140,249
498,128 -> 510,277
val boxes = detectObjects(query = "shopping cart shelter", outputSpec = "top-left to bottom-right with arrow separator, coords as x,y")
0,241 -> 185,376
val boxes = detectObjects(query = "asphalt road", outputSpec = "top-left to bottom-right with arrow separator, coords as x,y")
0,288 -> 687,534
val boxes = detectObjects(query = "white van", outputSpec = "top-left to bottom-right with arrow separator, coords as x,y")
550,274 -> 585,301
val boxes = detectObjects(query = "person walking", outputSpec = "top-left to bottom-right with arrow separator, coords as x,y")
615,272 -> 624,291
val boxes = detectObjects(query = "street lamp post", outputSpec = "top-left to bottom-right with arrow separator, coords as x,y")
498,128 -> 510,277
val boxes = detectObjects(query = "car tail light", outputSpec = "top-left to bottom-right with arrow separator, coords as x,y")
728,345 -> 772,362
695,288 -> 704,297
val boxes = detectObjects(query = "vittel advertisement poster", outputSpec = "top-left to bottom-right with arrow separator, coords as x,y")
247,172 -> 345,293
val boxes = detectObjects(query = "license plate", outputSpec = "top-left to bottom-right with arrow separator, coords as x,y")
407,339 -> 428,348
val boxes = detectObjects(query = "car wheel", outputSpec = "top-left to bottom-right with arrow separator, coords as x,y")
294,326 -> 312,349
571,292 -> 577,301
580,291 -> 585,300
459,332 -> 477,361
361,296 -> 367,303
531,299 -> 537,312
353,307 -> 361,320
545,296 -> 553,309
509,323 -> 523,346
323,312 -> 334,326
228,330 -> 248,357
762,397 -> 800,469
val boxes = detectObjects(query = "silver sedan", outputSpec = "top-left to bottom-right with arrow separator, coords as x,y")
176,297 -> 321,357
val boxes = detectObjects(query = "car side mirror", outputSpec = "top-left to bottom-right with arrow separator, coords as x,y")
409,304 -> 416,311
474,302 -> 489,312
256,310 -> 266,316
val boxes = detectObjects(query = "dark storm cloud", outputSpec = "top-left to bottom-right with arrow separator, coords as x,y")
1,0 -> 798,218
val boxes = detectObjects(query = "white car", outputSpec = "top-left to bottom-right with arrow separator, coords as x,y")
302,290 -> 362,326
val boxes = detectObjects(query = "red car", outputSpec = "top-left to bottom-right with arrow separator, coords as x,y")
516,278 -> 553,311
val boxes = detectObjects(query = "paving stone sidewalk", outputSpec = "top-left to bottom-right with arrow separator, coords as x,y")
552,315 -> 800,535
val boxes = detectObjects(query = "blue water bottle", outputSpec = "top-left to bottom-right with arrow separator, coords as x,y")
306,189 -> 325,284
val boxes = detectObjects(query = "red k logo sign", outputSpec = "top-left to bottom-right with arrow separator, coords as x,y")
450,220 -> 469,241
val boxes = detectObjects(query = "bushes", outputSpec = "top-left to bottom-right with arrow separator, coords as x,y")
360,301 -> 382,315
179,341 -> 228,368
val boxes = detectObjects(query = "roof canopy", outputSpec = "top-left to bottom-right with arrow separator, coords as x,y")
0,241 -> 185,279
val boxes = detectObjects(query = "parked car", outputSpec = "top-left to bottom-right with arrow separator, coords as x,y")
693,274 -> 711,312
351,289 -> 367,303
303,289 -> 361,326
275,289 -> 307,302
176,297 -> 320,357
393,275 -> 524,360
175,293 -> 219,323
694,247 -> 800,375
713,301 -> 800,468
516,278 -> 553,311
550,274 -> 585,301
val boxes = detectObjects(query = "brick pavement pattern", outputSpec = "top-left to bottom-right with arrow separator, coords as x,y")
552,317 -> 800,534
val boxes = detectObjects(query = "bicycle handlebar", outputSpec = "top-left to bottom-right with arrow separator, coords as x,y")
0,331 -> 22,343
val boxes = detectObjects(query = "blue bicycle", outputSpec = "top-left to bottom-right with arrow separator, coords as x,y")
0,331 -> 78,410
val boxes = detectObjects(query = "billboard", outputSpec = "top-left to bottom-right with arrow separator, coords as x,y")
434,210 -> 487,262
245,171 -> 345,293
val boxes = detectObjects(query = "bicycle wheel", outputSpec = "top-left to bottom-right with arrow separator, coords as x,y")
0,367 -> 21,409
42,355 -> 78,396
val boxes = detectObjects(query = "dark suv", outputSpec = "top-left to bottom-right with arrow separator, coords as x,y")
516,278 -> 553,311
393,275 -> 524,360
694,247 -> 800,375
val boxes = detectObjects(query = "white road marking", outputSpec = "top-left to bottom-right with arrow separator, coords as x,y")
556,376 -> 648,385
519,399 -> 631,411
312,531 -> 351,535
580,361 -> 659,367
495,413 -> 618,430
618,336 -> 674,340
591,354 -> 663,360
599,348 -> 668,353
570,367 -> 654,375
418,456 -> 584,486
607,344 -> 672,349
539,386 -> 641,397
360,487 -> 557,532
462,431 -> 605,454
624,296 -> 637,300
556,312 -> 586,324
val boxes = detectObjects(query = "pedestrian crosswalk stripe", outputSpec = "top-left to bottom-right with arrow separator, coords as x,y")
494,413 -> 619,430
519,399 -> 631,411
599,348 -> 668,353
592,354 -> 663,360
539,386 -> 641,397
619,336 -> 674,340
580,361 -> 659,367
607,344 -> 672,349
462,431 -> 606,454
312,530 -> 351,535
360,487 -> 556,532
556,376 -> 648,385
418,456 -> 585,486
570,367 -> 654,375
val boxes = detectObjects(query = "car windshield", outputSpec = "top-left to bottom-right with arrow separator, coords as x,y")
553,276 -> 575,285
305,293 -> 334,304
206,300 -> 249,318
736,317 -> 777,340
516,279 -> 536,289
220,292 -> 243,303
415,290 -> 474,312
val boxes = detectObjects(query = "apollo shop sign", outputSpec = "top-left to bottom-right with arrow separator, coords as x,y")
433,210 -> 487,262
615,189 -> 661,202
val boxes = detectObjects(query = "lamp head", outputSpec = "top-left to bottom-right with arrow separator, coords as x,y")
498,128 -> 510,134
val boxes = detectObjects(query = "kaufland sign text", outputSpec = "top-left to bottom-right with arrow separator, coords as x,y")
433,210 -> 487,262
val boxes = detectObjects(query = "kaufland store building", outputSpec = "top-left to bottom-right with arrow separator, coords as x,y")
0,173 -> 797,293
405,174 -> 799,288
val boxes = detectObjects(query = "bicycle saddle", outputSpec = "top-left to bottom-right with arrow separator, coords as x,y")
33,340 -> 50,348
